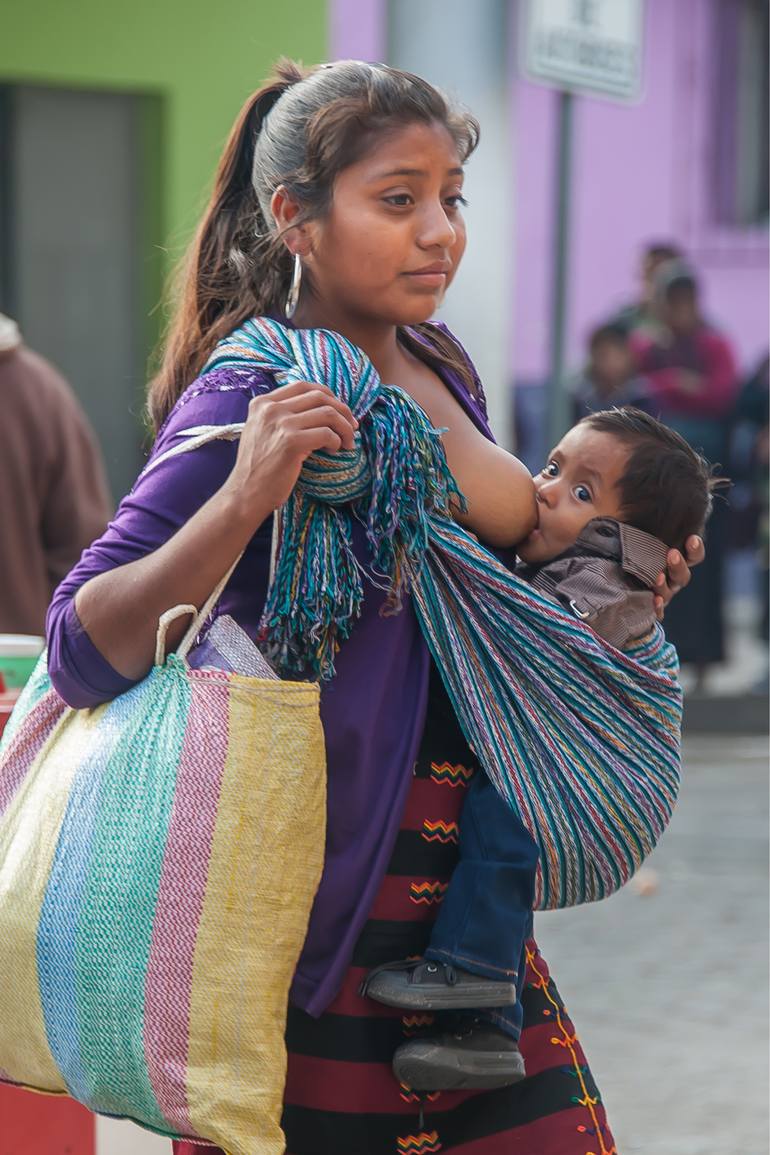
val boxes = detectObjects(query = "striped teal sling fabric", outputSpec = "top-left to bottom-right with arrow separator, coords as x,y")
202,319 -> 682,910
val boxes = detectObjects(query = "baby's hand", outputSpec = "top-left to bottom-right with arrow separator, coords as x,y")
653,536 -> 705,620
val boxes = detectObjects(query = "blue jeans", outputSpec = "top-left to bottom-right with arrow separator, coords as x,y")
424,769 -> 539,1041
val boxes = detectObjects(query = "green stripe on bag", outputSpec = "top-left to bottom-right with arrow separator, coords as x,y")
74,662 -> 191,1127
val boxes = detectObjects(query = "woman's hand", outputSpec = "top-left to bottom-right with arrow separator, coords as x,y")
223,380 -> 358,522
72,381 -> 357,684
653,534 -> 705,619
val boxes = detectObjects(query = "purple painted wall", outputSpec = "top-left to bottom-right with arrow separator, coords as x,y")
512,0 -> 769,380
330,0 -> 768,380
330,0 -> 385,63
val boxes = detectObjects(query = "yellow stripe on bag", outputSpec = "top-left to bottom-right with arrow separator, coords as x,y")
186,678 -> 326,1155
0,707 -> 106,1090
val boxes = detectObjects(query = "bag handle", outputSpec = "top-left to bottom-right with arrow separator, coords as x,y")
148,423 -> 282,666
154,604 -> 201,667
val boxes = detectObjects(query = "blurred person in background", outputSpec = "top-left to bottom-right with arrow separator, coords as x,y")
571,321 -> 652,421
732,353 -> 769,689
609,240 -> 684,340
0,312 -> 111,635
632,264 -> 739,688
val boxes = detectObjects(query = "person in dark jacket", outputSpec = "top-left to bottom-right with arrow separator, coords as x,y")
733,354 -> 769,681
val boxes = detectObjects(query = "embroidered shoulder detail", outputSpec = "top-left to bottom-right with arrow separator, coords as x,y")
155,366 -> 275,441
176,365 -> 273,410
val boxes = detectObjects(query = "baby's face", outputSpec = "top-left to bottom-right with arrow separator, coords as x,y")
517,426 -> 629,564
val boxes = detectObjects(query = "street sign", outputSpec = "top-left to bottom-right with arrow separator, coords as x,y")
521,0 -> 644,102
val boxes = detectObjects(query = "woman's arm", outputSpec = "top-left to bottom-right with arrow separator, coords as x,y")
411,323 -> 538,547
48,378 -> 357,701
73,482 -> 269,684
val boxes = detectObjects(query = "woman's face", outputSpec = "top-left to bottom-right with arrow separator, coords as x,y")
300,120 -> 468,329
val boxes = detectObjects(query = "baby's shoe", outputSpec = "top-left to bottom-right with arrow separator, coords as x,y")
360,958 -> 516,1010
393,1017 -> 526,1090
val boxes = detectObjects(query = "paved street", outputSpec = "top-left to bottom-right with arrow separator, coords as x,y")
535,734 -> 769,1155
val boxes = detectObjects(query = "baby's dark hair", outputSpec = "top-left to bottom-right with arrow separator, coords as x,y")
580,407 -> 724,548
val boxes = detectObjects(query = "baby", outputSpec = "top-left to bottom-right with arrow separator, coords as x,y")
363,407 -> 718,1092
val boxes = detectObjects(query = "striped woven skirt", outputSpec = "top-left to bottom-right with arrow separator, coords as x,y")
174,674 -> 617,1155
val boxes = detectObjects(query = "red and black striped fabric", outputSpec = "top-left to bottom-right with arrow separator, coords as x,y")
175,677 -> 616,1155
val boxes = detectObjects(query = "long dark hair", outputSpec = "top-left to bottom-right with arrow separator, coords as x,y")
148,59 -> 480,431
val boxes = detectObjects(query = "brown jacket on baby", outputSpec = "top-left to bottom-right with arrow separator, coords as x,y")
516,517 -> 669,651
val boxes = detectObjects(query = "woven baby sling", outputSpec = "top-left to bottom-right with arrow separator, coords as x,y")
201,317 -> 682,910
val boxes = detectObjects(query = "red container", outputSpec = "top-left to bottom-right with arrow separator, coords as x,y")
0,1083 -> 95,1154
0,673 -> 19,737
0,673 -> 95,1152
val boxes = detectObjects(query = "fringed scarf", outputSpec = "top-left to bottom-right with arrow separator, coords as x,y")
202,318 -> 682,910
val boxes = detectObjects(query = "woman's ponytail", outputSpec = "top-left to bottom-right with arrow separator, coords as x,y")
147,62 -> 306,431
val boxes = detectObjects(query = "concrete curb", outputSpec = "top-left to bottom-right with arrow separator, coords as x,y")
682,693 -> 769,734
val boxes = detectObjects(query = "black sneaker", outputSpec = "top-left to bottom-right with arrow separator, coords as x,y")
360,958 -> 517,1010
393,1018 -> 526,1091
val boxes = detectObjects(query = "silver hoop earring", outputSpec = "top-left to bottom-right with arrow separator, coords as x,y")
285,252 -> 302,320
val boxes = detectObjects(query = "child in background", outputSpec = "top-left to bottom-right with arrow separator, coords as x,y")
572,322 -> 652,421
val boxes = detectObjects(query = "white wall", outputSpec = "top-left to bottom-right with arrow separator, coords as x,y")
388,0 -> 515,446
96,1117 -> 170,1154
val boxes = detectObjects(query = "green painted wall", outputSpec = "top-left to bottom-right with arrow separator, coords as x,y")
1,0 -> 327,278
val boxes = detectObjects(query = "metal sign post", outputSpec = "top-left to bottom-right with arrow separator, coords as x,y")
549,87 -> 574,450
520,0 -> 645,448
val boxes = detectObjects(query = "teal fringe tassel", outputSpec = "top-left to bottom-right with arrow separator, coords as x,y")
259,387 -> 464,681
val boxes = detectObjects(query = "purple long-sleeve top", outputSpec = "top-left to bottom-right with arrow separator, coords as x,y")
46,323 -> 496,1017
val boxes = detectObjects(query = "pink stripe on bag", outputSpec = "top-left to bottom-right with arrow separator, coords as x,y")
0,689 -> 66,820
143,673 -> 230,1135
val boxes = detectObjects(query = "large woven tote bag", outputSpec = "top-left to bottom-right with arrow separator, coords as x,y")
0,518 -> 326,1154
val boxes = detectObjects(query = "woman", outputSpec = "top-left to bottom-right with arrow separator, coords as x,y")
47,60 -> 700,1154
